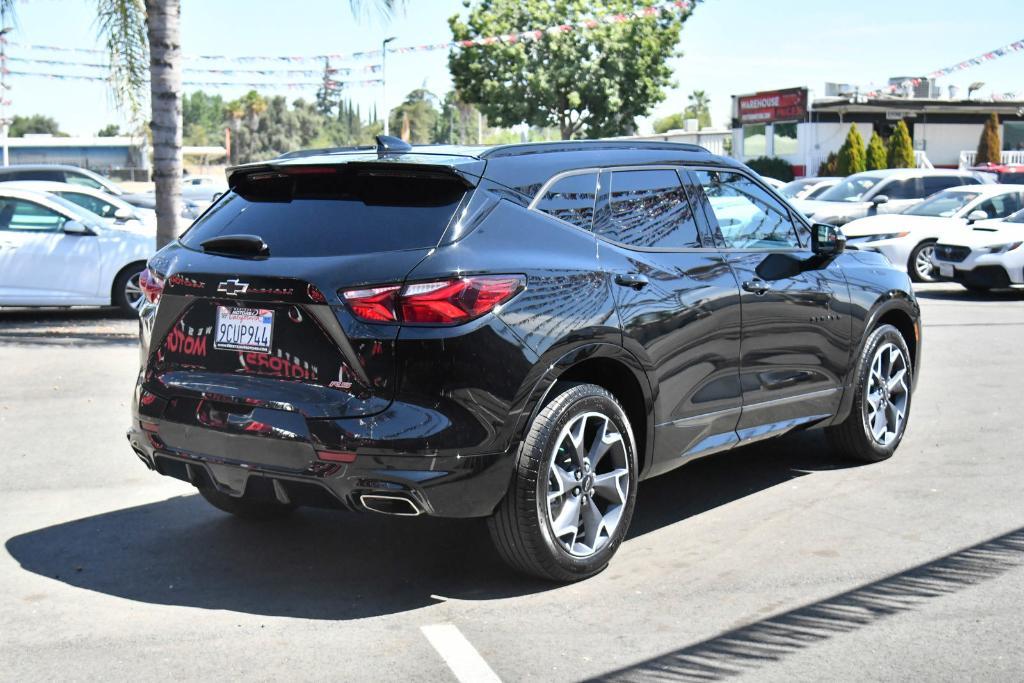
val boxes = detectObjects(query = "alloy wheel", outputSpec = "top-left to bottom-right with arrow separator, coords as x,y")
914,244 -> 937,282
545,411 -> 629,557
865,342 -> 910,446
124,271 -> 144,310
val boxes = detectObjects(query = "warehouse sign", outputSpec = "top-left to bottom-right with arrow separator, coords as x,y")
738,88 -> 808,123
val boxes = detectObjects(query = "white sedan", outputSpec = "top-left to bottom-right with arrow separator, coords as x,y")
0,180 -> 157,231
841,184 -> 1024,282
932,210 -> 1024,292
0,188 -> 154,313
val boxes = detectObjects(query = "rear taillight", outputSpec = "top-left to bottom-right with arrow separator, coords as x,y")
139,268 -> 164,305
342,275 -> 525,325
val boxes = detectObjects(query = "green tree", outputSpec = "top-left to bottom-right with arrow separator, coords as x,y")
886,120 -> 915,169
448,0 -> 693,139
652,112 -> 686,134
684,89 -> 711,128
817,151 -> 838,176
9,114 -> 64,137
975,112 -> 1001,165
183,90 -> 227,145
97,123 -> 122,137
436,90 -> 482,144
835,123 -> 866,176
865,131 -> 887,171
388,89 -> 439,144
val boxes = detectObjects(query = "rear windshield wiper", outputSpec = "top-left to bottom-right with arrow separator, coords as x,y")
200,234 -> 270,258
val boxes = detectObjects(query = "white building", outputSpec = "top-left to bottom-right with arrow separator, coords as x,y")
730,87 -> 1024,176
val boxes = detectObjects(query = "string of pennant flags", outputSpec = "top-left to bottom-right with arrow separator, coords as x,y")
1,68 -> 382,91
862,38 -> 1024,97
2,0 -> 694,64
4,55 -> 382,77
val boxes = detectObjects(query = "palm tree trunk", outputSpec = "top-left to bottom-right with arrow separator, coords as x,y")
145,0 -> 182,249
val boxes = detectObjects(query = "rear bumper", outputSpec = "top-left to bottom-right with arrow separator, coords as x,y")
127,412 -> 514,518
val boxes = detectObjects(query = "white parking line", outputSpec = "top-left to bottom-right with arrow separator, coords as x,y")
421,623 -> 501,683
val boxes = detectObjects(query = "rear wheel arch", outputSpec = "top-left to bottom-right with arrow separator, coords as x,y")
516,344 -> 654,478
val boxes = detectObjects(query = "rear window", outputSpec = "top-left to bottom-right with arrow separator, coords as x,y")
180,167 -> 467,257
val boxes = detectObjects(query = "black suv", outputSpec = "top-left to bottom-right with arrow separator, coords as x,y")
129,137 -> 921,582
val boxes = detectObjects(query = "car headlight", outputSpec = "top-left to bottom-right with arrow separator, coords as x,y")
988,242 -> 1023,254
859,232 -> 910,242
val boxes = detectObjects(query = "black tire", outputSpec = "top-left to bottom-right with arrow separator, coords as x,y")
488,382 -> 639,582
826,324 -> 913,463
112,264 -> 145,315
198,486 -> 295,520
908,241 -> 939,283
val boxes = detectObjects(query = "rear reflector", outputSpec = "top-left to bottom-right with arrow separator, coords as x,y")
316,449 -> 357,463
342,275 -> 525,325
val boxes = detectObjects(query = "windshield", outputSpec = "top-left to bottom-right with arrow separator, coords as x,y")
817,175 -> 883,202
904,190 -> 981,217
1006,208 -> 1024,224
46,194 -> 107,228
778,179 -> 815,198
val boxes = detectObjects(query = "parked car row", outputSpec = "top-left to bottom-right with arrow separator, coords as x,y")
0,163 -> 232,313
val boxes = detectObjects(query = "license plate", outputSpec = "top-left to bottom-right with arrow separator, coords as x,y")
214,307 -> 274,353
939,263 -> 954,278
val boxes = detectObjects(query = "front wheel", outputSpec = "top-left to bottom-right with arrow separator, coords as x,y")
488,383 -> 639,582
826,324 -> 913,462
908,241 -> 939,283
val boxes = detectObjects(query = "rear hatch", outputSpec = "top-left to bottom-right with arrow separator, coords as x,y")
144,159 -> 477,419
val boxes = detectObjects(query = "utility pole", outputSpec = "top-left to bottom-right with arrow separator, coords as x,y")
0,19 -> 12,167
381,36 -> 396,136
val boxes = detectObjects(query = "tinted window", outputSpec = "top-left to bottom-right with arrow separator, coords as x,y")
8,169 -> 64,182
880,178 -> 920,200
1000,173 -> 1024,183
602,169 -> 701,249
64,173 -> 106,190
57,191 -> 117,218
923,176 -> 966,195
0,198 -> 67,232
535,172 -> 598,230
974,192 -> 1024,219
694,170 -> 800,249
180,168 -> 467,257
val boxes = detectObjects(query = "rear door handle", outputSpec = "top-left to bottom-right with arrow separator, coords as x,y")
742,278 -> 770,295
614,272 -> 649,290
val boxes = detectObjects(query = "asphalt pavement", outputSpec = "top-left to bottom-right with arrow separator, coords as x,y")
1,284 -> 1022,681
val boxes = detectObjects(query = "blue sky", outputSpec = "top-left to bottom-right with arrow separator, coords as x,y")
5,0 -> 1024,137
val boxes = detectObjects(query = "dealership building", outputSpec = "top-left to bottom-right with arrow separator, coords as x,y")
730,86 -> 1024,176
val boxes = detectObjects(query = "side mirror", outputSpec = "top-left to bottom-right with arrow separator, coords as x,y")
811,223 -> 845,256
113,207 -> 134,221
871,195 -> 890,206
63,220 -> 95,236
967,210 -> 988,224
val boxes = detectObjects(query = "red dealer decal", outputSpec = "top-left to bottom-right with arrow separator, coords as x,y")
163,325 -> 209,358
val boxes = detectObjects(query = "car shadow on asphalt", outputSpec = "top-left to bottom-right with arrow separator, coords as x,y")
913,287 -> 1024,302
5,432 -> 862,621
0,307 -> 136,346
590,523 -> 1024,682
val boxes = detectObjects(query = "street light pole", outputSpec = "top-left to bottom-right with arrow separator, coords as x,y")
381,36 -> 397,136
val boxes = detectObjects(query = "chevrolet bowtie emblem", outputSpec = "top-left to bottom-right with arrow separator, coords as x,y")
217,279 -> 250,296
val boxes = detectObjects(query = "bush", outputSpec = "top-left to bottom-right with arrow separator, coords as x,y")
836,123 -> 867,176
866,131 -> 887,171
887,120 -> 915,169
745,156 -> 795,182
817,151 -> 838,176
976,113 -> 1001,165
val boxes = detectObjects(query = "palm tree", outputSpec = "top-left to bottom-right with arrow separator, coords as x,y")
686,89 -> 711,129
2,0 -> 401,249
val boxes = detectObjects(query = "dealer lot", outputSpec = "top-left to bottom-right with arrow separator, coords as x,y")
1,284 -> 1022,681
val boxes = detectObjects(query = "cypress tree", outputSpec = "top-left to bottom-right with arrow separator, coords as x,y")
886,120 -> 915,169
836,123 -> 867,176
817,151 -> 838,176
975,113 -> 1002,165
866,131 -> 887,170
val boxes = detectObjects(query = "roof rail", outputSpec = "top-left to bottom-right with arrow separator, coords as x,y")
480,139 -> 709,159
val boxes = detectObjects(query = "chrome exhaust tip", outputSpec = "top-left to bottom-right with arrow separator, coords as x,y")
359,493 -> 422,516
